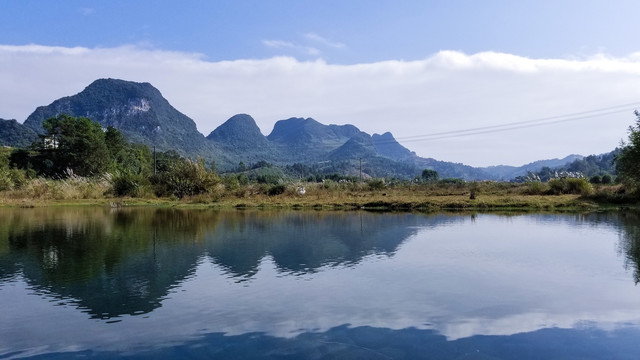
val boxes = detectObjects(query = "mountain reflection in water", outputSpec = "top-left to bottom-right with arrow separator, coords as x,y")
0,208 -> 447,319
3,208 -> 640,359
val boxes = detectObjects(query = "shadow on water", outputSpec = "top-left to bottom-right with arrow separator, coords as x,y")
0,208 -> 462,319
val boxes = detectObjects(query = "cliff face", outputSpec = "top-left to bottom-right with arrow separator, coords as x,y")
22,78 -> 214,157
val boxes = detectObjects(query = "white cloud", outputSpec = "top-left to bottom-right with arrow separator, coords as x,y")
262,40 -> 295,49
304,33 -> 346,49
263,33 -> 345,59
1,44 -> 639,166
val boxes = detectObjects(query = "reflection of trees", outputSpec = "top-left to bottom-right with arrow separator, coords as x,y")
0,208 -> 462,319
616,211 -> 640,284
0,208 -> 220,318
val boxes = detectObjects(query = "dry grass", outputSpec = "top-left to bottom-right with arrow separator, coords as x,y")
195,181 -> 598,211
0,179 -> 618,211
1,175 -> 110,206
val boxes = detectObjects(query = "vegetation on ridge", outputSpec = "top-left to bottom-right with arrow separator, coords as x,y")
2,110 -> 640,210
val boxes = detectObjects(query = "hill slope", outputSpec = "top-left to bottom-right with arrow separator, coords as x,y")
0,119 -> 38,148
206,114 -> 277,164
372,132 -> 414,161
22,78 -> 217,159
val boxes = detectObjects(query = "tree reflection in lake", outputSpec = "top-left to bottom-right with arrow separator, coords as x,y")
0,208 -> 460,319
615,211 -> 640,284
4,209 -> 640,359
0,207 -> 217,318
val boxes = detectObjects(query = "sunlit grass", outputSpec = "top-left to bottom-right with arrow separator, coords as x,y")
0,178 -> 630,211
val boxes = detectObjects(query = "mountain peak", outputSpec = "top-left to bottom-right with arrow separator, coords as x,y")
329,131 -> 377,160
22,78 -> 209,156
268,117 -> 360,145
372,132 -> 413,161
207,114 -> 267,145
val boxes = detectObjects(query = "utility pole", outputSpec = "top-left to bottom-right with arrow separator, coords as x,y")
360,158 -> 362,182
153,146 -> 157,176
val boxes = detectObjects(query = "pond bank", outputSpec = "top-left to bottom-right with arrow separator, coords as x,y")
1,181 -> 636,212
0,193 -> 617,212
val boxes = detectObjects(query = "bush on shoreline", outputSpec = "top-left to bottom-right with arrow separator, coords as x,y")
1,174 -> 632,210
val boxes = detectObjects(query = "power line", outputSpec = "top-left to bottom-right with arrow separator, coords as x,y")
391,102 -> 637,143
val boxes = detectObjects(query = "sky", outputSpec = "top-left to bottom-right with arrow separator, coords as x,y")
2,0 -> 640,167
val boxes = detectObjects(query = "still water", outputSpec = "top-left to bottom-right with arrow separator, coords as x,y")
2,208 -> 640,359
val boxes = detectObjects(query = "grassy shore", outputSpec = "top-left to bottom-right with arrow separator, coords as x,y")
1,178 -> 634,212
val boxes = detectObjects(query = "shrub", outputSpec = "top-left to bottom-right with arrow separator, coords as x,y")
566,178 -> 593,195
110,171 -> 144,197
237,173 -> 249,186
368,178 -> 386,190
468,182 -> 481,199
256,173 -> 281,185
522,181 -> 547,195
548,178 -> 593,195
10,169 -> 27,189
0,170 -> 12,191
221,174 -> 240,191
267,184 -> 286,196
322,179 -> 338,190
548,178 -> 566,195
152,159 -> 219,199
439,178 -> 465,185
602,174 -> 613,184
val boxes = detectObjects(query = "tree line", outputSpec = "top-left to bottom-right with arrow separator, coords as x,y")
2,114 -> 218,198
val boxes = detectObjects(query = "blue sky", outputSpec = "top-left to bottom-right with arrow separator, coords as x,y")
2,1 -> 640,166
4,1 -> 638,62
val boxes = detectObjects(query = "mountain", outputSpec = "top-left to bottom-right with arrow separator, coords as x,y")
206,114 -> 276,164
267,117 -> 360,161
268,117 -> 359,145
372,132 -> 414,161
329,131 -> 379,161
0,119 -> 38,148
22,78 -> 217,158
482,155 -> 584,180
3,78 -> 598,180
207,114 -> 266,146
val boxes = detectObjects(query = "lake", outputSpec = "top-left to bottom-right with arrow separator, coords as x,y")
2,207 -> 640,359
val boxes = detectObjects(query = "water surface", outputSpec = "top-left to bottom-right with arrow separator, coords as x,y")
2,208 -> 640,359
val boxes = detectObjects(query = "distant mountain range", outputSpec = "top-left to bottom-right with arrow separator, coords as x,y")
1,78 -> 590,180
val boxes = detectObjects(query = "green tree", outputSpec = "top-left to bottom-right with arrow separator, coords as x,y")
421,169 -> 439,183
616,111 -> 640,190
37,115 -> 110,177
0,147 -> 12,190
104,126 -> 128,168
